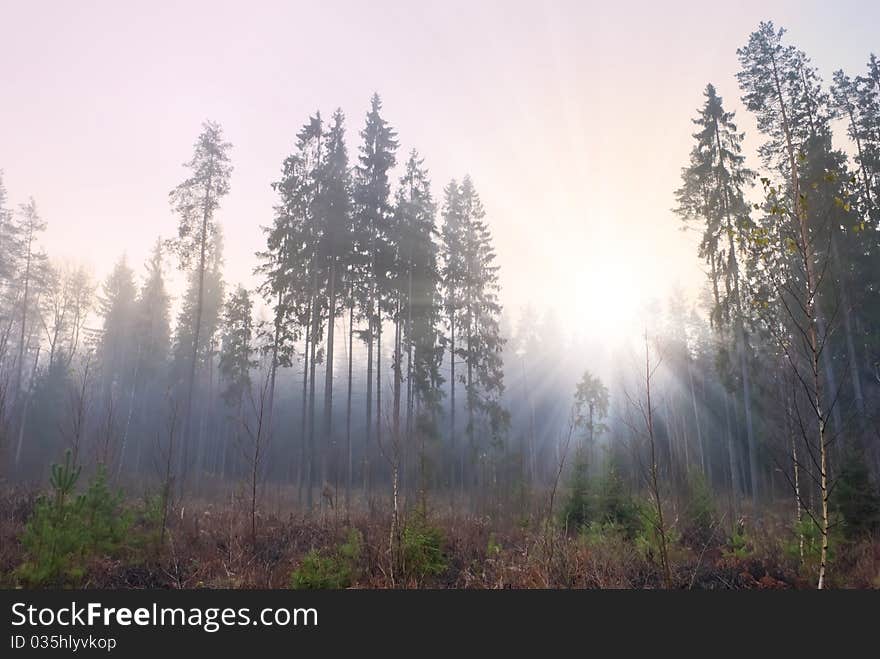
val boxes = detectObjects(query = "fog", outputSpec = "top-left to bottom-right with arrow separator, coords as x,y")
1,1 -> 879,591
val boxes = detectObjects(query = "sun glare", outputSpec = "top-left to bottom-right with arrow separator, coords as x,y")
573,252 -> 647,343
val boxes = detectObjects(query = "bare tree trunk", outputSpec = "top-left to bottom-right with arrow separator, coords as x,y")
182,163 -> 214,492
266,290 -> 282,453
643,332 -> 672,589
376,315 -> 382,483
365,299 -> 373,502
686,359 -> 706,477
297,305 -> 311,507
345,293 -> 354,516
307,288 -> 319,511
449,310 -> 456,493
159,400 -> 179,546
116,344 -> 142,480
323,256 -> 336,502
393,298 -> 403,496
788,393 -> 804,563
405,265 -> 414,457
724,390 -> 740,516
14,345 -> 40,466
466,307 -> 474,492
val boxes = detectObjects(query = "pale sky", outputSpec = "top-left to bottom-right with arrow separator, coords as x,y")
2,0 -> 877,340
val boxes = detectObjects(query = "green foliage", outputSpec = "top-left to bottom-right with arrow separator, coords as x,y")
79,466 -> 132,555
580,520 -> 631,549
724,525 -> 754,561
487,533 -> 502,557
290,529 -> 362,590
17,455 -> 132,587
401,515 -> 447,581
681,471 -> 717,546
783,516 -> 841,578
597,470 -> 643,540
832,449 -> 880,539
141,491 -> 166,529
573,371 -> 609,440
560,461 -> 642,540
560,451 -> 593,530
634,504 -> 680,562
290,552 -> 352,590
131,491 -> 167,554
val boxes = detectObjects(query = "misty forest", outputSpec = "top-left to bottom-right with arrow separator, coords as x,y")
1,20 -> 879,590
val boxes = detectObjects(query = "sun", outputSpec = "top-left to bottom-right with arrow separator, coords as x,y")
572,252 -> 648,343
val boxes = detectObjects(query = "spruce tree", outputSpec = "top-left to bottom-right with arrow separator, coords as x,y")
458,176 -> 507,488
167,121 -> 232,485
573,370 -> 609,451
317,108 -> 353,498
98,256 -> 138,393
353,93 -> 398,493
134,239 -> 171,383
219,286 -> 256,409
393,150 -> 443,495
262,113 -> 325,507
440,180 -> 465,488
675,83 -> 759,499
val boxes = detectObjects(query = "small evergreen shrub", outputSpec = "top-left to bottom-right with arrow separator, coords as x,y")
129,492 -> 167,555
681,472 -> 717,546
832,450 -> 880,539
634,503 -> 680,562
783,515 -> 842,578
595,469 -> 643,539
560,451 -> 593,530
580,520 -> 629,547
401,515 -> 447,581
290,529 -> 362,590
560,462 -> 641,539
487,533 -> 502,557
16,453 -> 132,587
723,525 -> 754,561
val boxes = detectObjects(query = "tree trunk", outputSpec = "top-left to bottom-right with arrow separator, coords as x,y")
182,163 -> 214,491
644,332 -> 672,589
323,256 -> 336,501
393,297 -> 403,494
449,309 -> 456,493
770,50 -> 829,589
365,309 -> 373,502
687,360 -> 706,479
298,303 -> 311,507
307,286 -> 319,511
376,310 -> 383,495
266,290 -> 282,452
713,113 -> 759,501
724,391 -> 740,515
345,292 -> 354,515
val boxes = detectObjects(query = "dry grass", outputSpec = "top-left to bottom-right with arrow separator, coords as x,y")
0,485 -> 877,589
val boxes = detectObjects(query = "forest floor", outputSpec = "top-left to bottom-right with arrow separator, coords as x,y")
1,484 -> 878,589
